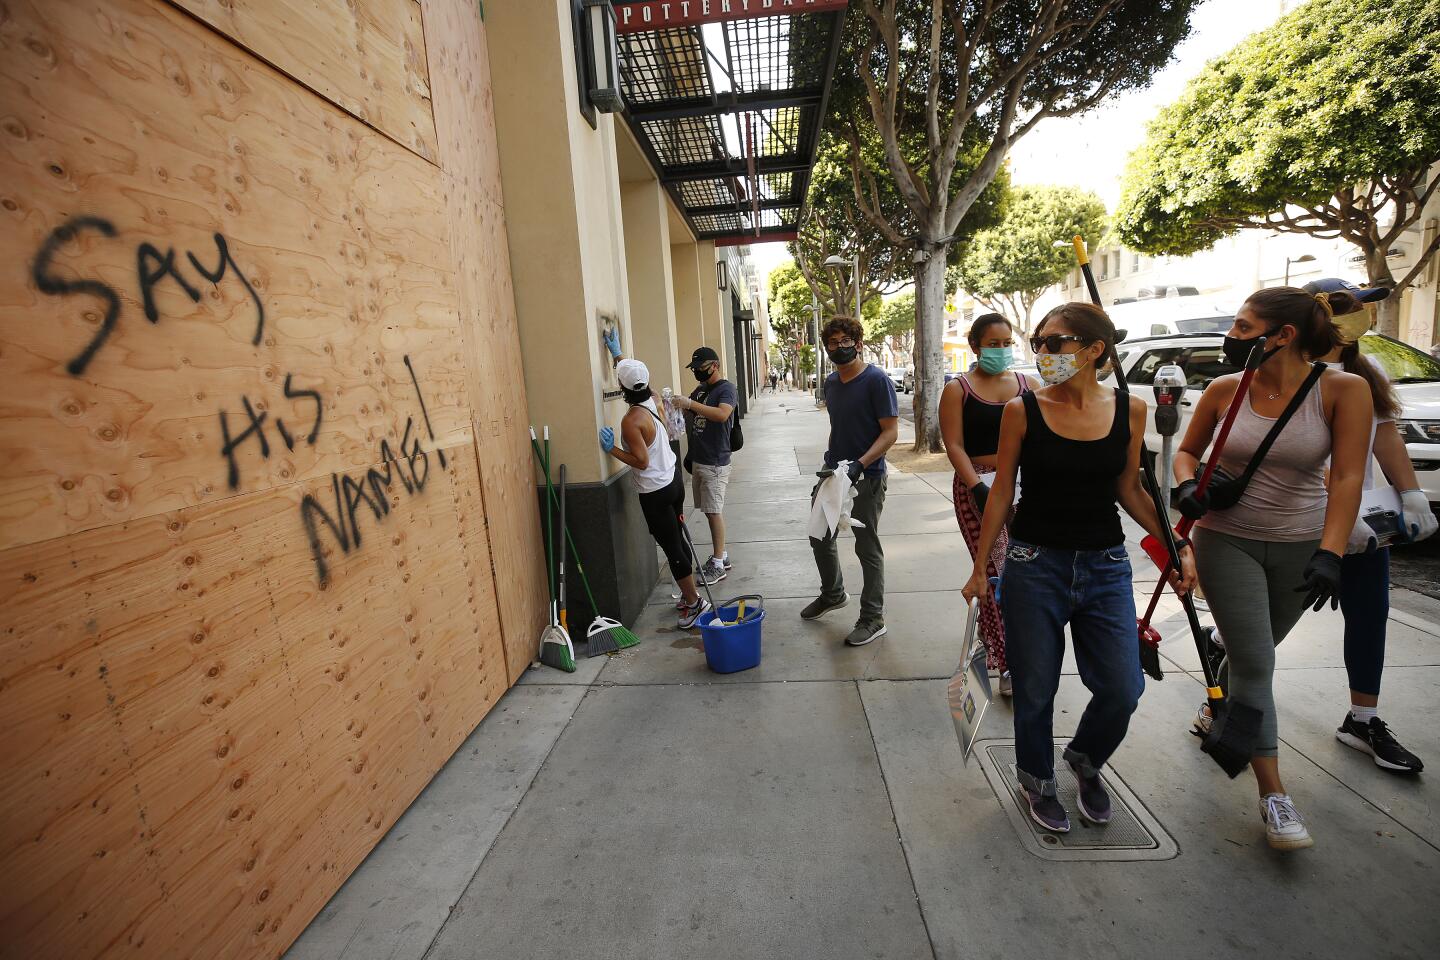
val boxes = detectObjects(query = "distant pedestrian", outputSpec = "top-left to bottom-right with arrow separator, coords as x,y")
802,316 -> 898,647
600,358 -> 710,628
1174,285 -> 1370,850
963,302 -> 1194,835
939,313 -> 1040,695
671,347 -> 737,584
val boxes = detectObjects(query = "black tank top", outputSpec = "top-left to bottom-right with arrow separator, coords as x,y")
1010,389 -> 1129,550
959,372 -> 1030,457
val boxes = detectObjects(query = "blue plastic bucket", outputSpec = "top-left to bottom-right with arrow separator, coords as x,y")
697,595 -> 764,673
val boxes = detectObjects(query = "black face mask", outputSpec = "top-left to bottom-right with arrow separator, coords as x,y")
621,385 -> 651,406
1221,327 -> 1283,368
827,345 -> 858,366
693,365 -> 713,383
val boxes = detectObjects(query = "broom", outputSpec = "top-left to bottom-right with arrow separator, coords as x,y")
1070,235 -> 1260,776
528,427 -> 641,655
536,435 -> 575,673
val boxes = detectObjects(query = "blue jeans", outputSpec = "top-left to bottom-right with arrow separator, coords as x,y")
1001,538 -> 1144,794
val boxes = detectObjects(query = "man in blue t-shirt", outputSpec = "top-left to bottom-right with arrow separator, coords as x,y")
672,346 -> 737,585
803,316 -> 898,646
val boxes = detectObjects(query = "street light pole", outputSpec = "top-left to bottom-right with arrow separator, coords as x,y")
1284,254 -> 1315,285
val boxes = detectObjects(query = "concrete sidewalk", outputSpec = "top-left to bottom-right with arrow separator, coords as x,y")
287,391 -> 1440,960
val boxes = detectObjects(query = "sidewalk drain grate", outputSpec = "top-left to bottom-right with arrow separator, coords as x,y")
975,740 -> 1178,862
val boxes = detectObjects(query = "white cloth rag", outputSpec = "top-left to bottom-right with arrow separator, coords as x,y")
807,461 -> 868,539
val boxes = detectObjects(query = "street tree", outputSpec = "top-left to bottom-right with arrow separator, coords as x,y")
1114,0 -> 1440,336
838,1 -> 1198,450
951,185 -> 1108,332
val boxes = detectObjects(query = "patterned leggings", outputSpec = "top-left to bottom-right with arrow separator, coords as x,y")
953,472 -> 1008,672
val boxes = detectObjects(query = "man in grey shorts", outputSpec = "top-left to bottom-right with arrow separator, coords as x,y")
672,347 -> 737,585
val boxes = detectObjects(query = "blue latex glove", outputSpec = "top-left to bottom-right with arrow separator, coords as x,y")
1399,489 -> 1437,542
602,327 -> 621,359
599,427 -> 615,452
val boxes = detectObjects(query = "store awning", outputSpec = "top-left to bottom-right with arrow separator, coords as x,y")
615,1 -> 847,246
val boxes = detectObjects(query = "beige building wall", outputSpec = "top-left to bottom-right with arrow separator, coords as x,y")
621,180 -> 684,397
673,240 -> 706,377
697,240 -> 728,377
488,0 -> 631,483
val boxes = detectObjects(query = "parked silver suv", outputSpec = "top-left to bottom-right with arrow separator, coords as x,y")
1111,332 -> 1440,508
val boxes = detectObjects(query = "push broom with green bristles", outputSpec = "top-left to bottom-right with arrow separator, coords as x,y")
529,426 -> 640,656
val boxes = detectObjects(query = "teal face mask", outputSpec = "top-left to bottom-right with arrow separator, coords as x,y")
978,347 -> 1013,375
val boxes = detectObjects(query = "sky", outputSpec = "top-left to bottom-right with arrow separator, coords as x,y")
749,0 -> 1293,287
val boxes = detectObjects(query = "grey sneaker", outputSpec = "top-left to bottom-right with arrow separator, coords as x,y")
698,558 -> 726,585
800,592 -> 849,620
844,618 -> 887,646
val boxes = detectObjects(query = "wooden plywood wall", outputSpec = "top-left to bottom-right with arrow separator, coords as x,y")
0,1 -> 547,957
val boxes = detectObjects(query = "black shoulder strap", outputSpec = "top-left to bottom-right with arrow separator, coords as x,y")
1237,361 -> 1326,487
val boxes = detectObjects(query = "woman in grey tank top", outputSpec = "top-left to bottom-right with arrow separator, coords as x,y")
1172,286 -> 1371,851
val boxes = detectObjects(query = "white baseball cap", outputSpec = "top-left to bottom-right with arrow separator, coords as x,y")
616,358 -> 650,391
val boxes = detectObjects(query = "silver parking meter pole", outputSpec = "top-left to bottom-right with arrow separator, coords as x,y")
1152,364 -> 1187,514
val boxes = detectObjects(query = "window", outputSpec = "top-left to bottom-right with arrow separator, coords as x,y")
1150,324 -> 1168,336
1132,252 -> 1141,274
1359,335 -> 1440,383
1174,316 -> 1234,334
1127,346 -> 1237,388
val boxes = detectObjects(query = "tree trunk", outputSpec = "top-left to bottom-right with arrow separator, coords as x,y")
1364,246 -> 1402,337
912,248 -> 949,452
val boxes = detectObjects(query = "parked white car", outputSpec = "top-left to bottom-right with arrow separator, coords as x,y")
884,367 -> 910,393
1110,332 -> 1440,508
1108,296 -> 1237,342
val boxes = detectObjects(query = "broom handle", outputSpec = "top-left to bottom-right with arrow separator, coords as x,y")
1072,235 -> 1223,699
530,433 -> 602,612
1140,341 -> 1266,620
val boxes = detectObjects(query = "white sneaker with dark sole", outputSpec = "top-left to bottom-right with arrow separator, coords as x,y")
678,598 -> 712,629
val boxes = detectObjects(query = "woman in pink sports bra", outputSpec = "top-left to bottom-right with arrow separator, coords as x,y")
939,314 -> 1041,694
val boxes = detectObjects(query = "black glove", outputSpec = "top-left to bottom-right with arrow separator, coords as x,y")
970,481 -> 990,514
1204,468 -> 1246,511
846,460 -> 865,484
1295,549 -> 1342,612
1175,478 -> 1208,520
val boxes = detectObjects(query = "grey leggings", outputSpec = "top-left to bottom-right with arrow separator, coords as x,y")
1192,527 -> 1318,758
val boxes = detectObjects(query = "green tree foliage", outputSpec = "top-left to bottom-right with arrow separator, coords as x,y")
830,0 -> 1197,450
951,186 -> 1108,331
1115,0 -> 1440,334
869,291 -> 917,364
767,261 -> 818,383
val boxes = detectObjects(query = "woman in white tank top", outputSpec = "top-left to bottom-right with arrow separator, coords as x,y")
600,357 -> 710,628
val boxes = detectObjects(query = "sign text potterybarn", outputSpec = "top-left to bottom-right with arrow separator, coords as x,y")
614,0 -> 849,34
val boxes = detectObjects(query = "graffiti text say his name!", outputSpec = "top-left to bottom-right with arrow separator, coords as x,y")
218,374 -> 324,490
299,356 -> 449,585
31,215 -> 265,376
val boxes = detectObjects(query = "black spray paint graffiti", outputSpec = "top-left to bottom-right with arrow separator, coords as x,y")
218,374 -> 324,490
298,356 -> 449,584
31,215 -> 265,376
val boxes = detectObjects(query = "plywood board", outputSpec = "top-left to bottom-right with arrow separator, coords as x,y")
167,0 -> 438,162
0,442 -> 508,959
422,0 -> 549,681
0,0 -> 472,555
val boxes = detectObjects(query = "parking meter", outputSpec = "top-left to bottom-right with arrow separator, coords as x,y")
1153,364 -> 1186,509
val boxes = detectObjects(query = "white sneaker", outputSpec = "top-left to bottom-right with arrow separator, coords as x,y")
1260,793 -> 1314,850
1193,703 -> 1213,737
998,672 -> 1013,697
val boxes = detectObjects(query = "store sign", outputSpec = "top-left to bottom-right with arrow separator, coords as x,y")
615,0 -> 848,33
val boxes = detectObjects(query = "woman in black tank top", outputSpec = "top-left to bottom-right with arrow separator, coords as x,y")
939,314 -> 1040,694
961,302 -> 1196,835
